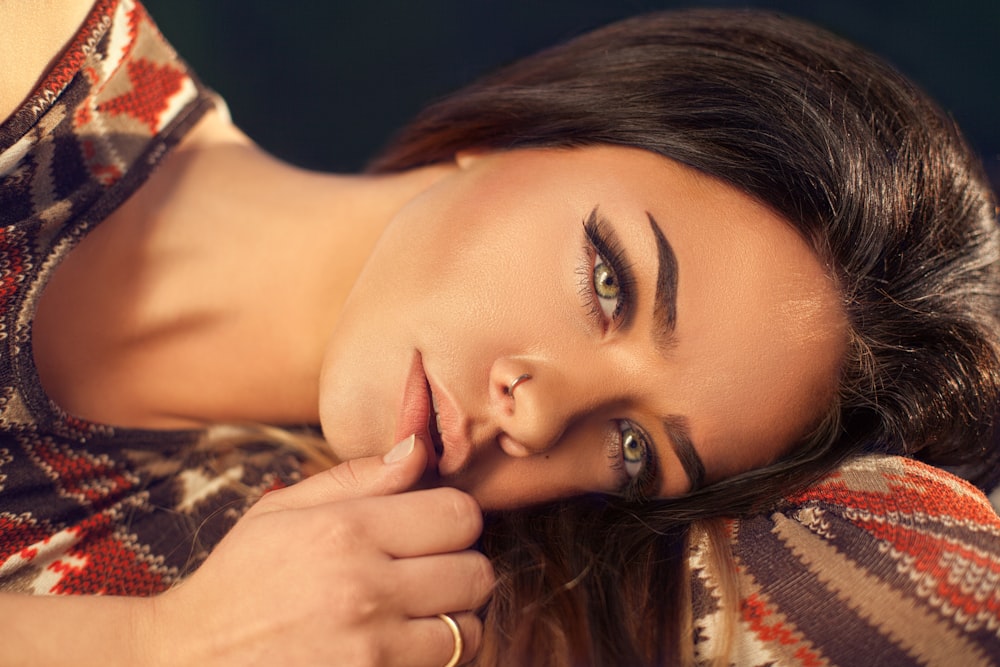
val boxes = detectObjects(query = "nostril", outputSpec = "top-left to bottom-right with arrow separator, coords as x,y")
492,379 -> 516,414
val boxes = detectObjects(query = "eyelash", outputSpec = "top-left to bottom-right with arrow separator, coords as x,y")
578,210 -> 659,501
607,421 -> 661,503
579,211 -> 636,330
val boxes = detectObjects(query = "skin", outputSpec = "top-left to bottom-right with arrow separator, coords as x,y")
34,123 -> 846,512
6,3 -> 847,662
0,1 -> 94,122
320,146 -> 847,510
7,6 -> 495,659
25,114 -> 847,662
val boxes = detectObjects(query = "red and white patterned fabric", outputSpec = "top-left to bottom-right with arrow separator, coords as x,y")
0,0 -> 301,596
692,455 -> 1000,665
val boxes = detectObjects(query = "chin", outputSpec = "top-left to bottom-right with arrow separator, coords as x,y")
319,419 -> 378,461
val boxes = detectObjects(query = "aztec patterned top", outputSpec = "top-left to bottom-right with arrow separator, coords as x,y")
0,0 -> 302,595
0,2 -> 998,665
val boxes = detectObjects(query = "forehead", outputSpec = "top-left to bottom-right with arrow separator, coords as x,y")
619,152 -> 843,480
659,171 -> 843,477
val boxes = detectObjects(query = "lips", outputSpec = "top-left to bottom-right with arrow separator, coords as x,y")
395,352 -> 442,467
425,376 -> 475,478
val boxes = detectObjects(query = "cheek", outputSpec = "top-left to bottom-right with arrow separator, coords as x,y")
420,223 -> 584,348
463,455 -> 597,510
455,422 -> 621,510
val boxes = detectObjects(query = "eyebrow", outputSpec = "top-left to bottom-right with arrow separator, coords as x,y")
647,212 -> 678,352
662,415 -> 706,493
644,213 -> 707,494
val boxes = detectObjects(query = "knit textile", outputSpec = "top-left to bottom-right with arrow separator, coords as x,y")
692,454 -> 1000,665
0,0 -> 301,596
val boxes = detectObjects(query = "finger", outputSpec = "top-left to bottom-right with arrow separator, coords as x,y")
390,551 -> 495,617
254,434 -> 430,511
326,486 -> 483,557
390,612 -> 483,667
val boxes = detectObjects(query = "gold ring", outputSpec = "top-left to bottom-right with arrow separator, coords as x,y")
437,613 -> 463,667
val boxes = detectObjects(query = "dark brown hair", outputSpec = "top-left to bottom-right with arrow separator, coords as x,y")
372,9 -> 1000,664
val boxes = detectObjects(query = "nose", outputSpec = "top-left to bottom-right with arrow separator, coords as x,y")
489,357 -> 593,458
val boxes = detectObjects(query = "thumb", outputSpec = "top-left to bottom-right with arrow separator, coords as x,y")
253,434 -> 430,511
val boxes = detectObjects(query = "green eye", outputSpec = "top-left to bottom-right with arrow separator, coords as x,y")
621,423 -> 646,478
593,255 -> 621,319
593,260 -> 620,299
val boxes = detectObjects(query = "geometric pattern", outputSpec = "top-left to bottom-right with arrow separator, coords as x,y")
691,455 -> 1000,665
0,0 -> 303,596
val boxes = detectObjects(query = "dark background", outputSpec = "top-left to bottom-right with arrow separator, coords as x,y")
144,1 -> 999,191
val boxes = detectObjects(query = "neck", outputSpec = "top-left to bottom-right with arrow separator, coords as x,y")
211,159 -> 456,426
33,111 -> 457,429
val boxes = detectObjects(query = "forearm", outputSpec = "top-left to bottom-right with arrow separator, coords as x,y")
1,592 -> 153,667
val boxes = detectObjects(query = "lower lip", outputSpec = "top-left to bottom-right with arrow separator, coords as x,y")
395,352 -> 439,462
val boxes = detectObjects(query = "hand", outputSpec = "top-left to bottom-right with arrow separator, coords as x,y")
139,435 -> 493,667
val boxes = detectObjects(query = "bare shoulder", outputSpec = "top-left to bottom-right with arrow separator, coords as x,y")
0,0 -> 96,123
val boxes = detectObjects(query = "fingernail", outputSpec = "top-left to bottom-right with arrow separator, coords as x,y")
383,434 -> 416,464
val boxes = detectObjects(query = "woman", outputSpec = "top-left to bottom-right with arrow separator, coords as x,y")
1,1 -> 997,665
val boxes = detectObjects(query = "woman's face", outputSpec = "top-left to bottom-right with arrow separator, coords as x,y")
319,146 -> 846,510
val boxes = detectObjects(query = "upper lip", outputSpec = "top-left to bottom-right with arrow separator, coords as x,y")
395,351 -> 475,477
395,352 -> 439,470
